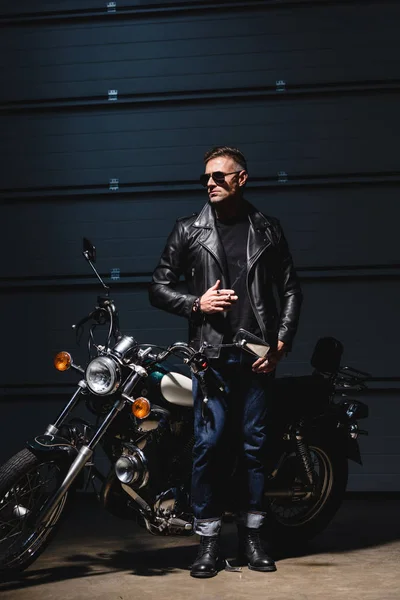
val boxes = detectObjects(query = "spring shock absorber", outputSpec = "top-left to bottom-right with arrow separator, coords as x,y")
295,423 -> 314,486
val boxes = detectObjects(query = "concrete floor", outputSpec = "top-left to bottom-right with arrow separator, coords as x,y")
0,494 -> 399,600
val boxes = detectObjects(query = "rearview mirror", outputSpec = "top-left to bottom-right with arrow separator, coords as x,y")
233,328 -> 270,358
83,238 -> 96,263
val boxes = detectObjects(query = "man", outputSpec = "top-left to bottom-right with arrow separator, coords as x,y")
149,146 -> 302,578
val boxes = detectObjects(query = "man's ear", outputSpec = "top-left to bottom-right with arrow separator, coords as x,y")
239,170 -> 248,187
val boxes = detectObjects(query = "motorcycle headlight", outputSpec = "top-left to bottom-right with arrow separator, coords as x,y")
85,356 -> 121,396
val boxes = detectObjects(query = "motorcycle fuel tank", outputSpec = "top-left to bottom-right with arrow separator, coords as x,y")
160,372 -> 193,407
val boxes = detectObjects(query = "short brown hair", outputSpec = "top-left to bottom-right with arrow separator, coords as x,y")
204,146 -> 248,171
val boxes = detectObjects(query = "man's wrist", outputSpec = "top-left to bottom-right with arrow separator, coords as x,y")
192,297 -> 202,314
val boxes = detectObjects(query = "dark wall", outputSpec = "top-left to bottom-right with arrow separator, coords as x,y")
0,0 -> 399,488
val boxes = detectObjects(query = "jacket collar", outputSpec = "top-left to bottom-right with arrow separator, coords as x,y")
192,201 -> 216,229
192,201 -> 272,269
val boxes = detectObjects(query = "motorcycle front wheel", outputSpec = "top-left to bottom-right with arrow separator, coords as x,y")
264,437 -> 348,546
0,448 -> 70,575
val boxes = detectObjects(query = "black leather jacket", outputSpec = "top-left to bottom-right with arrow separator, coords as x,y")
149,201 -> 302,358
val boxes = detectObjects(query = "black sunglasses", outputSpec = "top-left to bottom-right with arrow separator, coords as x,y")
199,170 -> 242,188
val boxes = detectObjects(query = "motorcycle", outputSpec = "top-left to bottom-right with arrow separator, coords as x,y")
0,239 -> 369,574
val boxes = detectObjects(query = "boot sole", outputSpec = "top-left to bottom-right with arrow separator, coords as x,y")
248,564 -> 277,572
190,570 -> 218,578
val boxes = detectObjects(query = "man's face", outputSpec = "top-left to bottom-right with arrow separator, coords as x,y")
203,156 -> 247,205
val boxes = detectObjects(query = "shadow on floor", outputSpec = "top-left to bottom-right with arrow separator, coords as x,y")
0,493 -> 399,591
0,542 -> 197,591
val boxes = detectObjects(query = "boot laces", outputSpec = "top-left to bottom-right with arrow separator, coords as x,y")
196,536 -> 219,559
246,530 -> 264,552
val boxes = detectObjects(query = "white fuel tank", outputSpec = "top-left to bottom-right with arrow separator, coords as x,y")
160,372 -> 193,407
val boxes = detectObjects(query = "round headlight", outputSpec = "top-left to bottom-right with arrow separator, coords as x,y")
85,356 -> 121,396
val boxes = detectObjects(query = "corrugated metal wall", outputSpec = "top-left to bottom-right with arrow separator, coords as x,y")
1,0 -> 399,489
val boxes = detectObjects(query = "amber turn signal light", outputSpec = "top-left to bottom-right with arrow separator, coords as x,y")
54,351 -> 72,371
132,397 -> 151,419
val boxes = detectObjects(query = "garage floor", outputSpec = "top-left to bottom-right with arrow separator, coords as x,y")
0,494 -> 399,600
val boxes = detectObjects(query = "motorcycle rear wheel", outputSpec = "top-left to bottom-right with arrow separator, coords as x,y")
264,437 -> 348,546
0,448 -> 70,575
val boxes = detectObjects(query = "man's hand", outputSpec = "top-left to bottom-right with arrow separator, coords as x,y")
252,340 -> 286,374
200,280 -> 238,314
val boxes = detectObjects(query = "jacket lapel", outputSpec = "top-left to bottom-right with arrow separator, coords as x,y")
247,204 -> 272,269
192,203 -> 227,276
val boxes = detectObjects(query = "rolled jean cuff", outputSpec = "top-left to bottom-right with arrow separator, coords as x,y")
194,518 -> 222,536
237,511 -> 266,529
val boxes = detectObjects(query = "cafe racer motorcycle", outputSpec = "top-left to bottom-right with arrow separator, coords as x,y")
0,239 -> 369,574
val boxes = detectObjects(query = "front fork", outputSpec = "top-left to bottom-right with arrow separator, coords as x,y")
36,371 -> 144,526
37,396 -> 126,524
44,381 -> 87,437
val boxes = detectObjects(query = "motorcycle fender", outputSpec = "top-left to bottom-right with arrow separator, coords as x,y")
27,434 -> 78,463
27,435 -> 86,489
309,415 -> 362,465
347,437 -> 363,465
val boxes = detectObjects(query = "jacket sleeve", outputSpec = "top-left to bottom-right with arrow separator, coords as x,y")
273,222 -> 303,349
149,219 -> 197,320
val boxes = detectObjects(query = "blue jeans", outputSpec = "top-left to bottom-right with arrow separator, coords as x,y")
191,350 -> 273,536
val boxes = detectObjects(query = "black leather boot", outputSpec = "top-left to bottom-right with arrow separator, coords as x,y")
190,535 -> 220,578
238,527 -> 276,572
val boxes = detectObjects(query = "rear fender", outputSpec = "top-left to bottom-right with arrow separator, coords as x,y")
308,414 -> 363,465
346,437 -> 363,465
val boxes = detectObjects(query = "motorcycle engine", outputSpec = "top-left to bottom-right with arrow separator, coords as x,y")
110,416 -> 194,535
114,443 -> 149,489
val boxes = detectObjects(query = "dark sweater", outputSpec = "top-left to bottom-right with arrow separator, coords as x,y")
216,212 -> 262,342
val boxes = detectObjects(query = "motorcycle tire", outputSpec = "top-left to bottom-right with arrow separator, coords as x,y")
0,448 -> 71,576
264,435 -> 348,547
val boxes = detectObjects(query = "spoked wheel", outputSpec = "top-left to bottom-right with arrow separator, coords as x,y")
264,439 -> 348,546
0,449 -> 70,575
